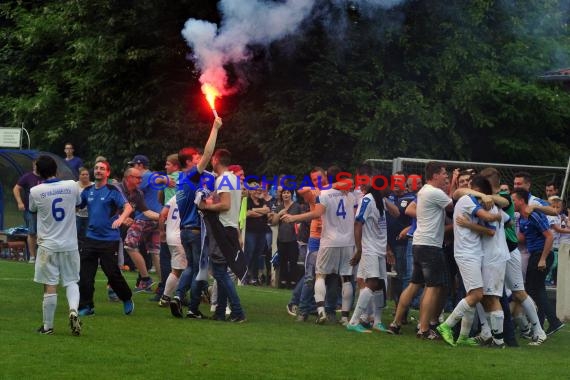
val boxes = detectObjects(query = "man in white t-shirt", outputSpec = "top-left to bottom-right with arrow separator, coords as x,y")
390,162 -> 452,337
30,155 -> 83,336
282,166 -> 357,325
199,148 -> 246,322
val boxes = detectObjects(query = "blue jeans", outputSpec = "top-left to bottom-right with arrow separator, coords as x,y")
298,249 -> 317,315
175,230 -> 204,311
157,242 -> 172,296
212,262 -> 244,318
393,243 -> 408,305
244,231 -> 266,282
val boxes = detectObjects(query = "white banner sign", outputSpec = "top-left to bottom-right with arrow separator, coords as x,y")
0,128 -> 22,148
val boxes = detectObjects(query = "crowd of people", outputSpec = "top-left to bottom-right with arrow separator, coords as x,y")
10,119 -> 569,344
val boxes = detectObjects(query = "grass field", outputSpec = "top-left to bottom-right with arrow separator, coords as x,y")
1,259 -> 568,380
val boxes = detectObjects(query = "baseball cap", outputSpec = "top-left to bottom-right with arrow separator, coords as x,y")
128,154 -> 150,167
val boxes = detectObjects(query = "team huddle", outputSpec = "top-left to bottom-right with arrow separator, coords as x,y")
30,118 -> 566,345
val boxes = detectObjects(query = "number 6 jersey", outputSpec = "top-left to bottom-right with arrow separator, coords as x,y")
29,179 -> 81,251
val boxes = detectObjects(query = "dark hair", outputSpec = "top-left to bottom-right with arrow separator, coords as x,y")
512,188 -> 529,204
425,161 -> 446,180
213,149 -> 231,167
356,164 -> 372,176
178,147 -> 200,169
35,155 -> 58,179
368,174 -> 387,216
513,171 -> 532,184
545,181 -> 558,189
310,166 -> 326,176
470,175 -> 493,195
480,167 -> 500,188
327,165 -> 342,180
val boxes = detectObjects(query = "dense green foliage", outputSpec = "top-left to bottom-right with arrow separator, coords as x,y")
1,0 -> 569,174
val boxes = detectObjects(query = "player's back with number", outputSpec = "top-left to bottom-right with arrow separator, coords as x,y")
30,180 -> 81,251
317,188 -> 356,248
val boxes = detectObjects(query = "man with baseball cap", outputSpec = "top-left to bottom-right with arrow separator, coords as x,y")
124,154 -> 161,293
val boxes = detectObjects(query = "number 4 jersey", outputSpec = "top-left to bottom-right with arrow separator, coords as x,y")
29,179 -> 81,251
316,189 -> 357,248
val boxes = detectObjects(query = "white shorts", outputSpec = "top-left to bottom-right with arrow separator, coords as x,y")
169,244 -> 188,270
316,246 -> 353,276
356,254 -> 387,281
455,255 -> 483,293
482,261 -> 506,297
33,247 -> 80,287
504,248 -> 525,292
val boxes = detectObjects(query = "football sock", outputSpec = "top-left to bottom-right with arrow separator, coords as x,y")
372,290 -> 385,326
350,287 -> 372,325
489,310 -> 505,345
43,293 -> 57,330
341,281 -> 353,313
66,283 -> 80,312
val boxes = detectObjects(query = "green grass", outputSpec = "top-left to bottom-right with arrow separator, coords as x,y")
1,259 -> 568,380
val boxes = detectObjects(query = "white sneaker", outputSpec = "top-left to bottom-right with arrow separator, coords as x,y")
315,311 -> 327,325
529,333 -> 547,346
210,304 -> 217,313
28,257 -> 36,264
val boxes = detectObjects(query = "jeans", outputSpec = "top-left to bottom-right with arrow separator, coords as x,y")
157,242 -> 172,296
392,243 -> 408,305
244,231 -> 266,282
212,262 -> 244,318
298,249 -> 317,315
526,252 -> 559,328
175,229 -> 204,311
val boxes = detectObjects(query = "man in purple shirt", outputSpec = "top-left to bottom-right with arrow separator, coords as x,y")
12,160 -> 43,263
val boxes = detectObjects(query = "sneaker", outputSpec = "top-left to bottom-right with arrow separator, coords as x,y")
78,307 -> 94,317
28,257 -> 36,264
339,316 -> 350,327
210,303 -> 217,313
169,296 -> 183,318
388,323 -> 401,335
373,322 -> 389,333
472,335 -> 493,346
133,278 -> 154,293
296,314 -> 308,322
520,327 -> 533,340
546,322 -> 565,336
229,314 -> 246,323
107,288 -> 120,302
488,340 -> 506,349
211,314 -> 227,322
456,336 -> 479,346
123,299 -> 134,315
346,323 -> 372,333
417,329 -> 440,341
286,303 -> 298,316
315,311 -> 327,325
186,309 -> 205,319
158,295 -> 171,308
37,326 -> 54,335
359,318 -> 373,330
69,311 -> 82,336
528,332 -> 547,346
436,323 -> 456,347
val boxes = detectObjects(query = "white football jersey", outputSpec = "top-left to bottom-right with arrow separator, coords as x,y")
453,195 -> 483,258
481,205 -> 510,265
355,194 -> 387,257
317,189 -> 356,248
29,179 -> 81,251
165,196 -> 181,246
